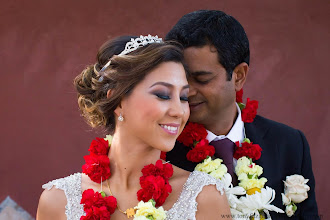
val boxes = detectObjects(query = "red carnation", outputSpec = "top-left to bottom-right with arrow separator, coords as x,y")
81,206 -> 111,220
155,183 -> 172,207
241,98 -> 258,123
160,151 -> 166,160
177,122 -> 208,147
186,139 -> 215,163
236,89 -> 243,103
88,138 -> 109,156
138,175 -> 165,202
234,141 -> 262,161
141,160 -> 173,180
82,155 -> 111,183
81,189 -> 117,220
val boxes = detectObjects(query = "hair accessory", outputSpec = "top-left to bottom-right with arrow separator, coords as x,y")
98,35 -> 163,74
118,113 -> 124,122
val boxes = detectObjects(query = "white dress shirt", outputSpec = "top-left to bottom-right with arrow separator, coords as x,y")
206,103 -> 245,170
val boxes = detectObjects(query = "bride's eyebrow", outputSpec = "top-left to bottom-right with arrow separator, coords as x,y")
149,82 -> 189,90
150,82 -> 173,88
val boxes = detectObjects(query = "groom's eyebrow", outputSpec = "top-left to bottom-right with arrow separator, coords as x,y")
189,71 -> 213,76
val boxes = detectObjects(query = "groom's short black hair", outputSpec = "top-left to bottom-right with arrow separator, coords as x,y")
165,10 -> 250,80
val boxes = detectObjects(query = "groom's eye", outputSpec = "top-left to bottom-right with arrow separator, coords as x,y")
194,77 -> 211,84
192,74 -> 214,85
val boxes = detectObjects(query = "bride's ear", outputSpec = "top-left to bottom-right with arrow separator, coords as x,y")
114,103 -> 122,119
107,89 -> 112,99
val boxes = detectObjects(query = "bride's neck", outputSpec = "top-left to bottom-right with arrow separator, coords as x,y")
108,132 -> 161,190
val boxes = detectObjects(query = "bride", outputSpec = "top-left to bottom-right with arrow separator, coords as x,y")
36,35 -> 231,220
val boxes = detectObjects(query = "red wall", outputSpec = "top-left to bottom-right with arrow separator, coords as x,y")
1,0 -> 328,218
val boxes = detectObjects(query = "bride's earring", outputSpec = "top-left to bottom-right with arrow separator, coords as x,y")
118,113 -> 124,122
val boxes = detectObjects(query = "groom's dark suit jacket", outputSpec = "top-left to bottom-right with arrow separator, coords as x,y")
166,115 -> 319,220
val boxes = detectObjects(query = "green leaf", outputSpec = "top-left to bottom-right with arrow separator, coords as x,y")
292,203 -> 297,211
100,191 -> 106,198
243,138 -> 251,143
238,102 -> 246,110
148,199 -> 156,207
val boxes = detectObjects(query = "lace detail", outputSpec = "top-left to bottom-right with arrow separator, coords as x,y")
41,171 -> 224,220
166,171 -> 225,220
42,173 -> 84,220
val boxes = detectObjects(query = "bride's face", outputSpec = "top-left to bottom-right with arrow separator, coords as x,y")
116,61 -> 189,152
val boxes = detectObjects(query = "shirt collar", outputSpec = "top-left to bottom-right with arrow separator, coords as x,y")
206,103 -> 245,143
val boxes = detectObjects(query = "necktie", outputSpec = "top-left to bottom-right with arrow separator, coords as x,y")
209,138 -> 237,185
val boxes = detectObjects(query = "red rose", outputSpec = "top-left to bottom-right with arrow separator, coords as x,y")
234,141 -> 262,161
88,138 -> 109,156
186,139 -> 215,163
82,155 -> 111,183
241,98 -> 258,123
177,122 -> 208,146
160,151 -> 166,160
236,89 -> 243,103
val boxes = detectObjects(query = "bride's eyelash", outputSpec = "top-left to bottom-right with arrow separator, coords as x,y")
155,93 -> 171,100
154,93 -> 188,102
180,96 -> 188,102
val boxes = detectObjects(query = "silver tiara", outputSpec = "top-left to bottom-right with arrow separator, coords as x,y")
98,35 -> 163,75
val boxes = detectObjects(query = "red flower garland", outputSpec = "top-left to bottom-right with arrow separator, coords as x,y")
81,189 -> 117,220
177,122 -> 215,163
177,122 -> 207,146
186,139 -> 215,162
236,89 -> 259,123
234,139 -> 262,161
241,98 -> 259,123
138,160 -> 173,207
82,138 -> 110,183
81,138 -> 173,219
236,89 -> 244,103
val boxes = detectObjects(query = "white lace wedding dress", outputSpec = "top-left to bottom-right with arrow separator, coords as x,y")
42,171 -> 225,220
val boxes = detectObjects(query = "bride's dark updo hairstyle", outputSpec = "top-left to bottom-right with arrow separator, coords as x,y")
74,36 -> 185,134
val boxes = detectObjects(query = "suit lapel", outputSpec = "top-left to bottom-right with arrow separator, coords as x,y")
244,116 -> 280,188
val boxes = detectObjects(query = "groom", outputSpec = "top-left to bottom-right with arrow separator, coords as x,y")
165,10 -> 319,219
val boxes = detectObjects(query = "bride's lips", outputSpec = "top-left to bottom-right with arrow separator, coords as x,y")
189,101 -> 205,111
159,123 -> 180,135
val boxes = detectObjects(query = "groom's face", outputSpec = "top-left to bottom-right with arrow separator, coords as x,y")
183,45 -> 236,128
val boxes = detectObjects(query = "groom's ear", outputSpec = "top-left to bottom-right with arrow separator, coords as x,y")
233,62 -> 248,91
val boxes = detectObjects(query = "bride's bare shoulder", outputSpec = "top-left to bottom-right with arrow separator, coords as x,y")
36,187 -> 67,220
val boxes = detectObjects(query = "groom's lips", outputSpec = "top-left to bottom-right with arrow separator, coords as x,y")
189,101 -> 205,111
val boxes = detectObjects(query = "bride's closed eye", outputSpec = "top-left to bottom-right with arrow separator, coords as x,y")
154,92 -> 171,100
153,92 -> 188,102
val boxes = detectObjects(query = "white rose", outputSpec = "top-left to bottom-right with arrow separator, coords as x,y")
281,193 -> 291,206
285,204 -> 296,217
284,174 -> 310,203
